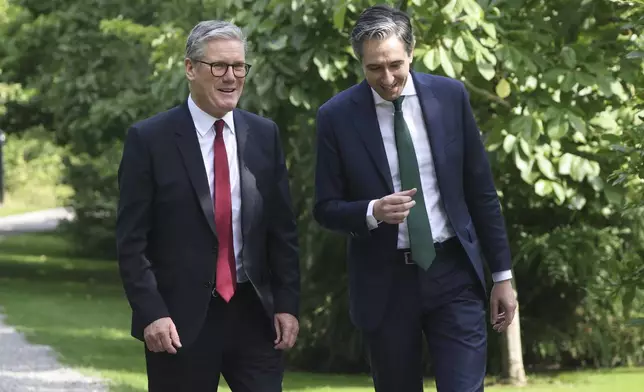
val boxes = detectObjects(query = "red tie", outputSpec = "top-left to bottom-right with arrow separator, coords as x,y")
213,119 -> 236,302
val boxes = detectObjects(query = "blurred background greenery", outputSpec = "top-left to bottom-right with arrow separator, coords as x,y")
0,0 -> 643,390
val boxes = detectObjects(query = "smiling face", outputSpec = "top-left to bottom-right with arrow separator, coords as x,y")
361,35 -> 413,101
185,38 -> 246,118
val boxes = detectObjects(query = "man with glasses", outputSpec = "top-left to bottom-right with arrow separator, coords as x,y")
116,20 -> 300,391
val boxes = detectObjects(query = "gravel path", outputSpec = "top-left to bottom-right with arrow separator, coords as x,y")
0,313 -> 108,391
0,209 -> 109,391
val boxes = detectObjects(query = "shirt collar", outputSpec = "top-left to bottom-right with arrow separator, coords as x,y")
371,73 -> 417,106
187,94 -> 235,137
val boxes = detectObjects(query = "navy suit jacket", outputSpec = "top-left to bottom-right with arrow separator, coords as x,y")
116,102 -> 300,346
313,71 -> 511,330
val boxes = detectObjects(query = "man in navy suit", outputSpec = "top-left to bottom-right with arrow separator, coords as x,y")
313,5 -> 517,391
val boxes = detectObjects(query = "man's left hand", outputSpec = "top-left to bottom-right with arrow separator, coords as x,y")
490,280 -> 517,333
274,313 -> 299,350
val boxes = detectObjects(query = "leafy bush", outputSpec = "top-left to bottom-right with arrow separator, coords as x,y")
3,128 -> 72,210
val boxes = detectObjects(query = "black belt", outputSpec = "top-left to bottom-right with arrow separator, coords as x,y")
397,236 -> 461,265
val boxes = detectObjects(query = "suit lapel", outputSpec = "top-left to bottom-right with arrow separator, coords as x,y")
412,72 -> 452,181
174,101 -> 217,237
233,110 -> 258,239
351,80 -> 394,193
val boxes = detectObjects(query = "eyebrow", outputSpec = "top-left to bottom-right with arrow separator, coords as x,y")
366,60 -> 404,67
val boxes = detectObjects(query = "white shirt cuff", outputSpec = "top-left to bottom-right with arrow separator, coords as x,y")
366,200 -> 379,230
492,269 -> 512,283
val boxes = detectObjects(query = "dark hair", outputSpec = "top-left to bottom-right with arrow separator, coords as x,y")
350,4 -> 415,59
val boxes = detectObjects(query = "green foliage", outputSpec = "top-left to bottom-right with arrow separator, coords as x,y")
3,129 -> 72,210
1,0 -> 643,374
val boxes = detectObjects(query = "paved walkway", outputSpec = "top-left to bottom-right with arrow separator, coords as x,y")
0,208 -> 75,234
0,208 -> 109,391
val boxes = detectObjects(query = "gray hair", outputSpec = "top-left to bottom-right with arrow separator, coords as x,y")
185,20 -> 248,60
350,5 -> 415,60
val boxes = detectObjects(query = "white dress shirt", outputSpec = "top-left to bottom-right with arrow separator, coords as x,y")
365,76 -> 511,282
188,95 -> 247,283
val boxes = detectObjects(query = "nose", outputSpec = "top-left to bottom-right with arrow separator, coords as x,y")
382,69 -> 395,86
221,66 -> 236,82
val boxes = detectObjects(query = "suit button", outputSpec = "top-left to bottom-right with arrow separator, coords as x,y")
204,281 -> 212,288
212,247 -> 218,254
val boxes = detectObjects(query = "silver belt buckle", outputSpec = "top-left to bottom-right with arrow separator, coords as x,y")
404,251 -> 414,265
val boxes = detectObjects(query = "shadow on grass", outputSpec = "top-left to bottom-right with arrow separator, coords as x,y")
0,232 -> 122,286
0,232 -> 74,258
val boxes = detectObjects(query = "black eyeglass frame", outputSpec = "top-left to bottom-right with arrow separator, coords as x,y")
193,60 -> 252,78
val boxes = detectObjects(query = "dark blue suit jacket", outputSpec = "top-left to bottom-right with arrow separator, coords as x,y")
313,71 -> 511,330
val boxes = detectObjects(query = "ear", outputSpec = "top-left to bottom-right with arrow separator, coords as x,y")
185,58 -> 196,81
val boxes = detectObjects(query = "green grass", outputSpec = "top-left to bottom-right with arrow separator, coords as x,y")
0,204 -> 51,217
0,233 -> 643,391
0,192 -> 64,217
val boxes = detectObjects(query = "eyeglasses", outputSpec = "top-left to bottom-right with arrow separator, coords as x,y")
193,60 -> 252,78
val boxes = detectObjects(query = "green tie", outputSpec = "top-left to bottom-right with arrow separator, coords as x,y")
392,96 -> 436,270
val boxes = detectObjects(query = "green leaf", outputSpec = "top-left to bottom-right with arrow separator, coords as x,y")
333,3 -> 347,30
514,150 -> 530,173
560,72 -> 576,92
536,155 -> 557,180
569,194 -> 586,210
601,133 -> 620,143
453,37 -> 469,61
568,114 -> 586,134
543,68 -> 566,84
519,138 -> 532,158
502,134 -> 516,153
597,77 -> 613,97
535,179 -> 553,196
575,71 -> 595,87
552,182 -> 566,203
509,115 -> 532,137
476,59 -> 495,80
561,46 -> 576,68
559,153 -> 575,175
441,0 -> 460,17
289,86 -> 305,106
495,78 -> 511,98
423,48 -> 440,71
522,118 -> 536,140
547,118 -> 569,140
591,115 -> 618,130
439,46 -> 455,78
604,184 -> 624,205
267,35 -> 288,51
450,55 -> 463,76
255,73 -> 273,96
481,21 -> 496,39
461,0 -> 483,19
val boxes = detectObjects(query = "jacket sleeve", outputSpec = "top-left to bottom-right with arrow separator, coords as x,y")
460,84 -> 512,273
313,107 -> 372,237
116,126 -> 170,330
266,122 -> 301,317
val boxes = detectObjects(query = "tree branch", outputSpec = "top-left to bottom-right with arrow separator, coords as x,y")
462,78 -> 512,108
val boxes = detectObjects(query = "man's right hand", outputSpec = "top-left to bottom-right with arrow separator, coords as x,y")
144,317 -> 182,354
373,189 -> 417,225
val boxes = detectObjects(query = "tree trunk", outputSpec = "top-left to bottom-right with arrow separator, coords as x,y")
500,287 -> 527,386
